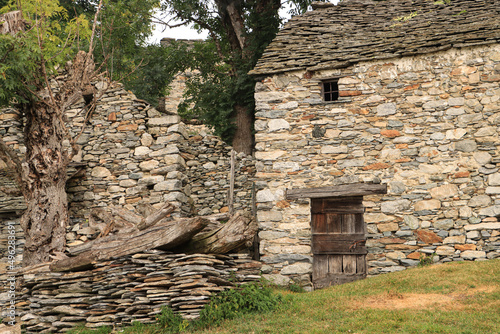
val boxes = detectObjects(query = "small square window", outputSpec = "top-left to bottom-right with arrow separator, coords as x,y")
322,79 -> 339,102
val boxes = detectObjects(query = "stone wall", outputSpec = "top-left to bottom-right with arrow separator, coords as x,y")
254,44 -> 500,287
0,80 -> 255,271
12,252 -> 261,333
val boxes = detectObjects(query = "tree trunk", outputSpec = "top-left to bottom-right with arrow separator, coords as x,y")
232,104 -> 253,155
176,211 -> 257,254
20,102 -> 69,266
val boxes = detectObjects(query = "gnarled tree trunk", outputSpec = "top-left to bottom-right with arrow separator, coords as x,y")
20,101 -> 69,266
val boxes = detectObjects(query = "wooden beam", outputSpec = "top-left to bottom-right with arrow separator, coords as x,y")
286,183 -> 387,200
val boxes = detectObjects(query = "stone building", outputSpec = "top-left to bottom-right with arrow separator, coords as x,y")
250,0 -> 500,289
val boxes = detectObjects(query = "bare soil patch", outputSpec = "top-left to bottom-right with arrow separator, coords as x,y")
350,286 -> 496,311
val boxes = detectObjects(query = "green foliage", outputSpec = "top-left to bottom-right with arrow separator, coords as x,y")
162,0 -> 315,146
122,43 -> 179,106
195,281 -> 283,329
287,282 -> 306,293
66,324 -> 112,334
156,306 -> 190,333
0,0 -> 91,106
418,253 -> 436,267
152,281 -> 283,333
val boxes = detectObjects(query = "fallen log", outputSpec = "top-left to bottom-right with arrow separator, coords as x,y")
108,202 -> 176,231
175,211 -> 258,254
50,216 -> 208,272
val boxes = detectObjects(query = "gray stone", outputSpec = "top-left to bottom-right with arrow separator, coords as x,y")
280,262 -> 312,275
381,199 -> 411,214
434,219 -> 454,230
403,215 -> 419,229
268,119 -> 290,132
488,173 -> 500,186
468,195 -> 492,207
455,140 -> 477,152
390,181 -> 406,194
376,103 -> 397,116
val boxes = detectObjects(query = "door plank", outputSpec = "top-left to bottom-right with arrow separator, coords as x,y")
328,255 -> 343,274
312,213 -> 327,233
343,255 -> 357,274
313,255 -> 329,281
356,255 -> 366,274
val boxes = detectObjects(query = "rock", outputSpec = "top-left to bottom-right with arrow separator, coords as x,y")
280,262 -> 312,275
455,140 -> 477,152
415,229 -> 443,244
443,235 -> 466,244
429,184 -> 458,200
414,199 -> 441,211
434,219 -> 454,230
376,103 -> 397,116
461,251 -> 486,260
91,167 -> 111,178
381,199 -> 410,214
468,195 -> 491,207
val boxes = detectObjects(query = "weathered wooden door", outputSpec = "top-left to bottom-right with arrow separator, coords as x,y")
311,196 -> 367,289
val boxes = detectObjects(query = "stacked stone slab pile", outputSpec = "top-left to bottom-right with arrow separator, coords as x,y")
14,251 -> 261,333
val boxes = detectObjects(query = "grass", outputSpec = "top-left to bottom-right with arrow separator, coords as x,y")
195,259 -> 500,334
68,259 -> 500,334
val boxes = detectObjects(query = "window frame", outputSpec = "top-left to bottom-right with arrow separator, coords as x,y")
321,78 -> 340,102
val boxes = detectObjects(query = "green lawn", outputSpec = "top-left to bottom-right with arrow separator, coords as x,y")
197,259 -> 500,334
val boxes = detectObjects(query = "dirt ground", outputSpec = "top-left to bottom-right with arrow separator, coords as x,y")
351,286 -> 497,311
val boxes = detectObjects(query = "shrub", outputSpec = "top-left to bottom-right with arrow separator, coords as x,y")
194,281 -> 282,329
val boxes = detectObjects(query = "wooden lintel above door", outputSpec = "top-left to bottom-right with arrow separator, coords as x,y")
286,183 -> 387,200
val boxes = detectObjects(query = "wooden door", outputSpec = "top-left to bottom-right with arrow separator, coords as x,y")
311,196 -> 367,289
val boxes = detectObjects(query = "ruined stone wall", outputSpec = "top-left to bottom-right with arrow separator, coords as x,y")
254,44 -> 500,287
0,80 -> 255,266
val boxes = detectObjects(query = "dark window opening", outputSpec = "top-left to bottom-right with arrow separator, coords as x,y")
323,79 -> 339,102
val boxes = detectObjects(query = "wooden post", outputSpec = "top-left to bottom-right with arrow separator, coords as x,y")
228,149 -> 235,214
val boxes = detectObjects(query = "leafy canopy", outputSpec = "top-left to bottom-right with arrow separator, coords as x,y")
160,0 -> 317,144
0,0 -> 91,106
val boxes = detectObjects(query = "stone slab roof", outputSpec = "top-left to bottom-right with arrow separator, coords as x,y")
250,0 -> 500,76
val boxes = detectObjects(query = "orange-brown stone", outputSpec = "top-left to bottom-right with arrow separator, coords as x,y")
385,245 -> 420,250
377,237 -> 406,244
301,114 -> 316,120
404,83 -> 420,91
453,171 -> 470,178
455,244 -> 476,251
108,112 -> 117,121
363,162 -> 391,170
276,200 -> 290,209
407,252 -> 422,260
415,229 -> 443,244
381,129 -> 401,138
339,90 -> 362,97
117,124 -> 138,131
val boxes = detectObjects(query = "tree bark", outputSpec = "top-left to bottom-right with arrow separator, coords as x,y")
175,211 -> 257,254
232,104 -> 253,155
20,102 -> 69,267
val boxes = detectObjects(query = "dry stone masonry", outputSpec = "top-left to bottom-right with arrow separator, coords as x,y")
251,0 -> 500,288
14,252 -> 261,333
